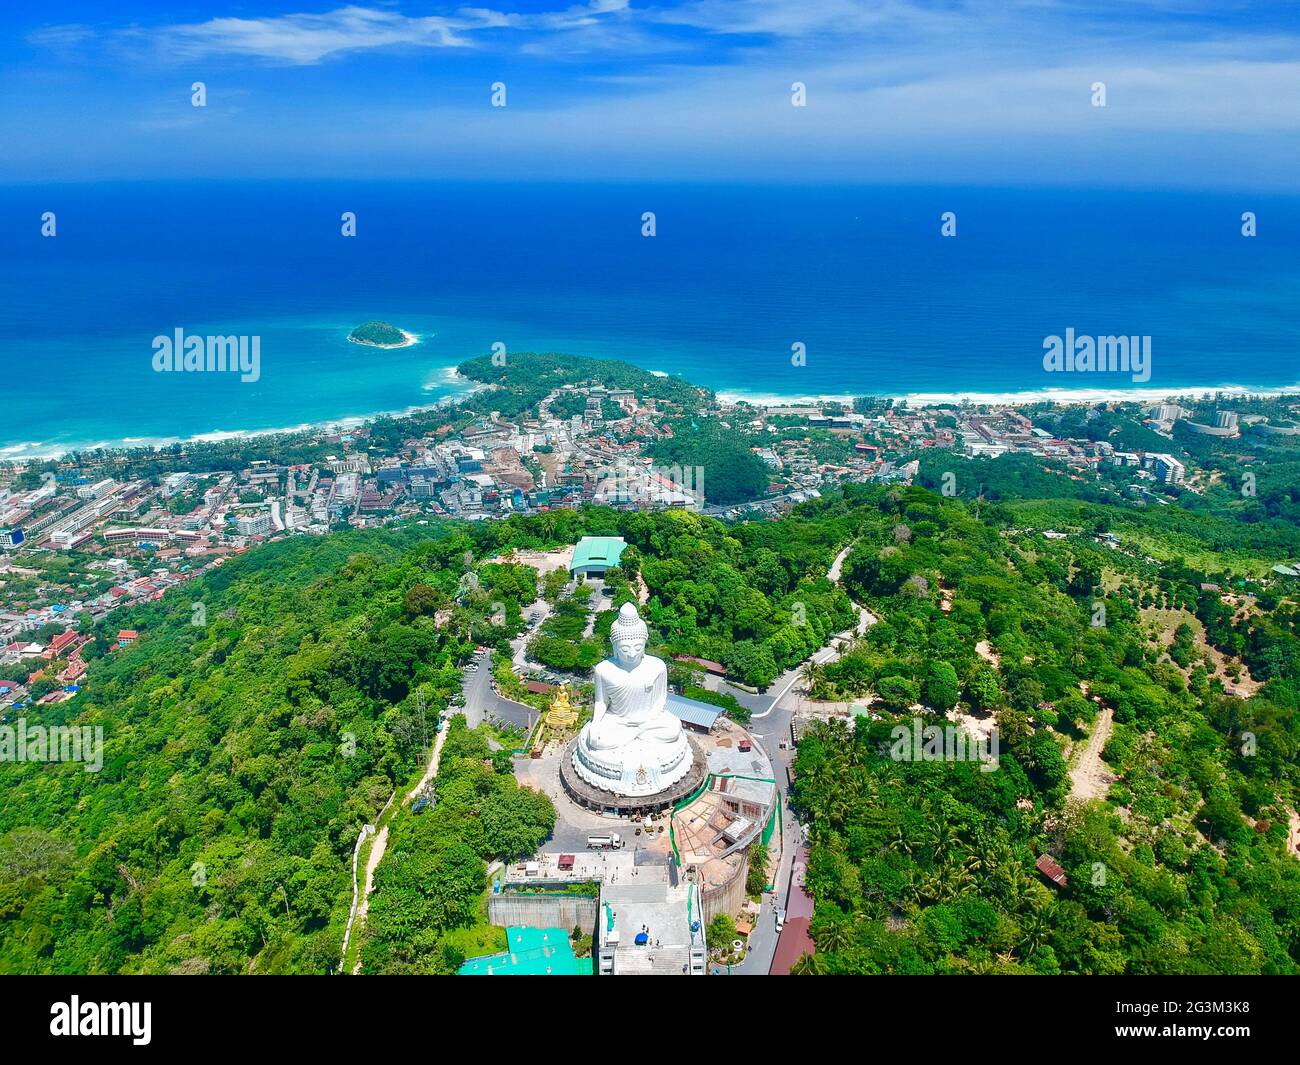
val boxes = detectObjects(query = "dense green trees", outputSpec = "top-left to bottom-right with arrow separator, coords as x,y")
925,662 -> 960,712
787,484 -> 1300,974
648,419 -> 770,504
3,462 -> 1297,977
456,351 -> 709,420
527,585 -> 603,670
0,501 -> 855,973
0,524 -> 494,974
359,718 -> 554,974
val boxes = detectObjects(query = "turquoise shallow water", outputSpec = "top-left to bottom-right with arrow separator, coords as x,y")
3,181 -> 1299,457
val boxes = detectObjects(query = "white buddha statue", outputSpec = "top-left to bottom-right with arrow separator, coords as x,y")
572,603 -> 692,797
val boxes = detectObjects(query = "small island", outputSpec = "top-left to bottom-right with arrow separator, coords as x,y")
347,320 -> 418,349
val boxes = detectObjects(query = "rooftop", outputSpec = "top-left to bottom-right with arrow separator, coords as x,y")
666,691 -> 725,731
570,535 -> 628,571
458,926 -> 587,976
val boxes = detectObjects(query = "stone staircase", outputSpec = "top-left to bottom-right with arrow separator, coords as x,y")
613,945 -> 690,975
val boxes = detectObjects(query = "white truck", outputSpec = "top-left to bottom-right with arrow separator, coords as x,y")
586,833 -> 623,851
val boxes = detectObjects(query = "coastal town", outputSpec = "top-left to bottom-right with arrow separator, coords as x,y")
3,367 -> 1299,713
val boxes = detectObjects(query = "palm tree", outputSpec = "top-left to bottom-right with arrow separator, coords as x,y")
1018,904 -> 1049,957
887,826 -> 914,856
800,661 -> 826,705
925,820 -> 960,863
998,864 -> 1035,912
824,792 -> 852,826
936,860 -> 975,901
915,868 -> 944,906
816,919 -> 853,955
790,952 -> 826,975
844,766 -> 876,803
966,839 -> 1011,879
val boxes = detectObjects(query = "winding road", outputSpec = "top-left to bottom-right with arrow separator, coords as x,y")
710,539 -> 876,974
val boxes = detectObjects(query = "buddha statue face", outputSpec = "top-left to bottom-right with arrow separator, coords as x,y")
609,603 -> 649,669
612,631 -> 646,669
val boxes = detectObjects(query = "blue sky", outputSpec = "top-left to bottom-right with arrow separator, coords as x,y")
5,1 -> 1300,186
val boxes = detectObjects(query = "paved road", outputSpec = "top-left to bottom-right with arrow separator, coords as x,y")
703,540 -> 874,974
510,600 -> 553,672
683,670 -> 799,976
461,649 -> 537,732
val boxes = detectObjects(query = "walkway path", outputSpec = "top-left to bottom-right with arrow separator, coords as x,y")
1069,706 -> 1115,802
348,721 -> 452,973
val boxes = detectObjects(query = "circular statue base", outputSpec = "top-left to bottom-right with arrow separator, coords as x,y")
560,735 -> 708,815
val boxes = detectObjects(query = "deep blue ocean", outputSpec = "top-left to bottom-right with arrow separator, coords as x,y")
3,182 -> 1299,457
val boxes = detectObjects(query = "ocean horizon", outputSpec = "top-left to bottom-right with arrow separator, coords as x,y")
6,181 -> 1300,459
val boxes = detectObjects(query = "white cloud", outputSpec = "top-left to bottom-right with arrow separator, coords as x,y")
644,0 -> 956,38
40,2 -> 647,66
151,7 -> 481,64
14,1 -> 1300,186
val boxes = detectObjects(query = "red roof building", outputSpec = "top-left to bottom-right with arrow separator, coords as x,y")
673,655 -> 728,677
1036,854 -> 1068,887
769,847 -> 818,975
45,631 -> 80,658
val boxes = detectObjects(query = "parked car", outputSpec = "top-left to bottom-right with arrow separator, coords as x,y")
775,907 -> 786,933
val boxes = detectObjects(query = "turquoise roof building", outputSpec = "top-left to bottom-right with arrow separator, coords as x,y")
570,535 -> 628,577
458,927 -> 588,976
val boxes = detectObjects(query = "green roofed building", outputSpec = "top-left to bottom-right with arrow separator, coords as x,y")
458,926 -> 589,976
570,535 -> 628,578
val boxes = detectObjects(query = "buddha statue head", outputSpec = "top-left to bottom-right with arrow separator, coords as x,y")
609,602 -> 648,669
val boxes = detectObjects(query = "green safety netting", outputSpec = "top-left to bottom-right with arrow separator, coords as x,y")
669,772 -> 778,878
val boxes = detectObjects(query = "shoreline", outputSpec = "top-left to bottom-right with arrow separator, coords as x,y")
347,328 -> 421,350
5,369 -> 1300,464
0,368 -> 481,462
714,379 -> 1300,410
